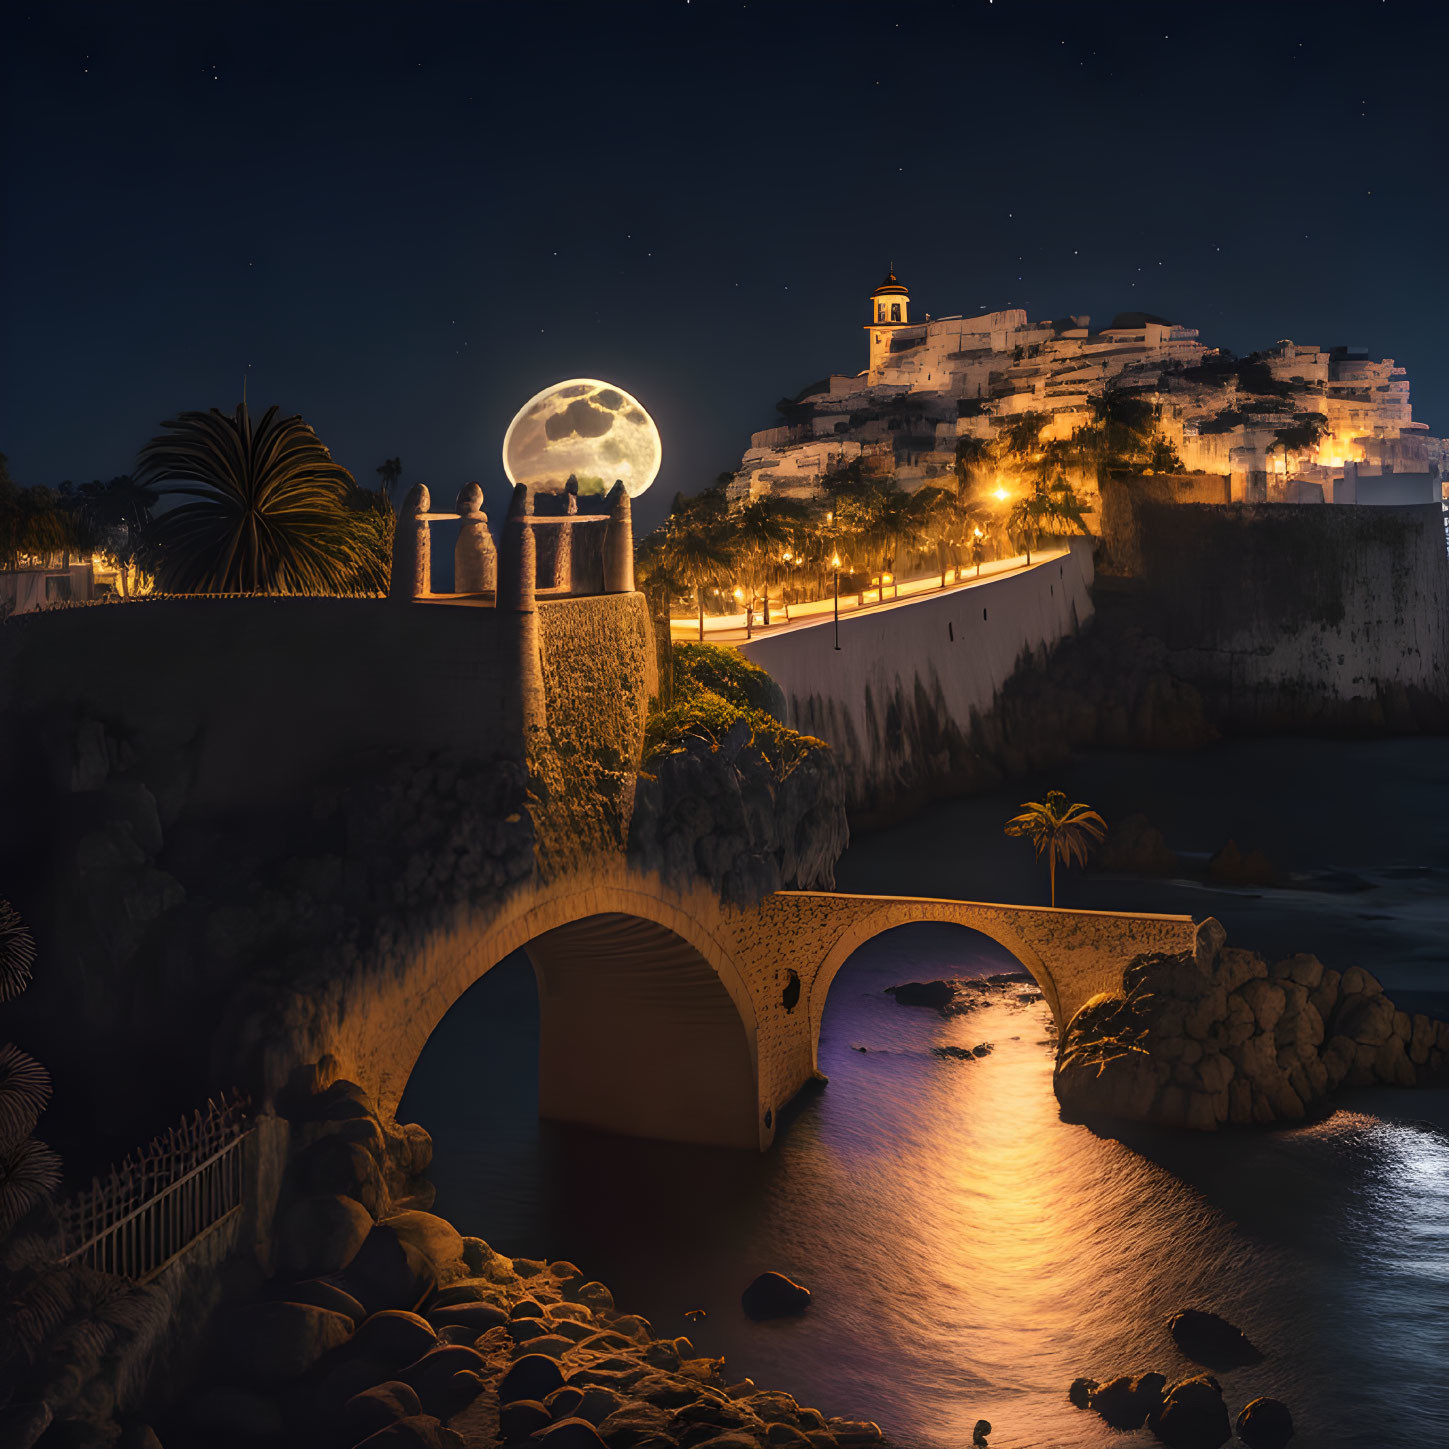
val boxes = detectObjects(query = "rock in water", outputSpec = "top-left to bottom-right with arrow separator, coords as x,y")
972,1419 -> 992,1445
1235,1397 -> 1294,1448
1068,1377 -> 1098,1410
1089,1373 -> 1165,1430
741,1271 -> 811,1320
1166,1309 -> 1264,1369
886,981 -> 957,1009
1148,1374 -> 1230,1449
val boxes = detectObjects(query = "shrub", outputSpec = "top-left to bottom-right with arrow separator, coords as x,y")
673,643 -> 780,715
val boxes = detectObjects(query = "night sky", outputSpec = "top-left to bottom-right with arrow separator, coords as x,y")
4,1 -> 1446,535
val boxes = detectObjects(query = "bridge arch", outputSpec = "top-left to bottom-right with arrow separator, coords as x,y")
801,897 -> 1062,1074
352,877 -> 768,1152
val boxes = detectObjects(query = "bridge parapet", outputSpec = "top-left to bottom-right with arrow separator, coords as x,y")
389,480 -> 634,606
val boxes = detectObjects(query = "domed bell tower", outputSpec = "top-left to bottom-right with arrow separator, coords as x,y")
865,267 -> 910,377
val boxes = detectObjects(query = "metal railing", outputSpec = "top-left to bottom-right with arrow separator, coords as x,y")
58,1091 -> 252,1283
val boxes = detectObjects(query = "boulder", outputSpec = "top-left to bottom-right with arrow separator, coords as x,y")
1206,841 -> 1279,886
570,1281 -> 616,1313
314,1354 -> 396,1417
350,1310 -> 438,1368
1097,813 -> 1178,876
353,1416 -> 465,1449
546,1386 -> 587,1419
1068,1377 -> 1097,1410
460,1236 -> 492,1275
343,1381 -> 425,1441
344,1225 -> 440,1314
1089,1373 -> 1164,1430
510,1297 -> 547,1318
1166,1309 -> 1263,1369
500,1353 -> 566,1403
426,1300 -> 507,1333
276,1193 -> 374,1277
227,1300 -> 354,1382
501,1399 -> 553,1440
298,1136 -> 389,1218
741,1271 -> 811,1320
384,1210 -> 467,1281
1148,1374 -> 1229,1449
430,1280 -> 494,1308
537,1418 -> 610,1449
885,981 -> 957,1009
1235,1397 -> 1294,1449
283,1277 -> 367,1323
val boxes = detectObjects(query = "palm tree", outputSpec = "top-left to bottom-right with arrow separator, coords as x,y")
1004,791 -> 1107,907
0,903 -> 59,1236
1269,415 -> 1331,482
662,526 -> 733,640
1008,471 -> 1088,564
0,459 -> 84,573
732,499 -> 794,625
65,476 -> 159,598
376,457 -> 404,498
136,402 -> 389,595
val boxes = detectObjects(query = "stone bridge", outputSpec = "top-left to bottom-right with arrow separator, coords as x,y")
321,863 -> 1202,1152
2,507 -> 1202,1160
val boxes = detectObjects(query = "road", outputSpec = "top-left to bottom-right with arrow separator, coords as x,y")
667,547 -> 1069,644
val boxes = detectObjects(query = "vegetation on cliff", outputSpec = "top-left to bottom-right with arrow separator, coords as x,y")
633,645 -> 847,902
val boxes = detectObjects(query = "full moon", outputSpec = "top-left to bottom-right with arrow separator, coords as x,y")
501,378 -> 662,499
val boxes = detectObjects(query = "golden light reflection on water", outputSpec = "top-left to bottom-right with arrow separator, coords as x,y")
791,990 -> 1301,1449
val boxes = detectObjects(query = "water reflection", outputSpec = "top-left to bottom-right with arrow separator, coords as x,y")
404,923 -> 1449,1449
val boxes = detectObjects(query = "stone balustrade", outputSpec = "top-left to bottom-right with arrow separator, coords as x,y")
388,480 -> 634,607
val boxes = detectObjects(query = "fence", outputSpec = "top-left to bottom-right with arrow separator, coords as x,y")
58,1091 -> 253,1283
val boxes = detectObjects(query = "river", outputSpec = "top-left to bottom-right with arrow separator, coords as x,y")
399,738 -> 1449,1449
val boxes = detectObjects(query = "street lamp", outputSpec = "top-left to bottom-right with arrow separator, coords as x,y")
831,552 -> 842,651
733,585 -> 752,640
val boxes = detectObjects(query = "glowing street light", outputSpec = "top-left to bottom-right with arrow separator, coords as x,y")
832,555 -> 844,643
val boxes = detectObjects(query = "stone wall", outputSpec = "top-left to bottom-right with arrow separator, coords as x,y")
738,541 -> 1095,820
1098,472 -> 1232,576
0,594 -> 652,1168
1134,502 -> 1449,730
533,593 -> 656,876
0,598 -> 517,820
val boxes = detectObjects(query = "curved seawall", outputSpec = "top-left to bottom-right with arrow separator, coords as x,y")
739,541 -> 1095,818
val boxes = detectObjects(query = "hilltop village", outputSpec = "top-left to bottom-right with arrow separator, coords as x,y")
729,270 -> 1445,518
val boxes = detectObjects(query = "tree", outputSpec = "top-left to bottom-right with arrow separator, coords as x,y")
731,499 -> 795,626
1007,474 -> 1088,563
61,476 -> 159,598
0,458 -> 84,574
1270,415 -> 1331,479
376,457 -> 403,497
659,525 -> 733,641
136,402 -> 389,595
0,903 -> 59,1237
1004,791 -> 1107,907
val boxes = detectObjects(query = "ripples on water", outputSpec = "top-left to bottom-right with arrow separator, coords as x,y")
402,741 -> 1449,1448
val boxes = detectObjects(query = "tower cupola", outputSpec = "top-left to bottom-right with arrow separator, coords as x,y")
865,266 -> 911,376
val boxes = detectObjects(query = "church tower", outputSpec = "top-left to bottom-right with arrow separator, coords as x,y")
865,267 -> 910,376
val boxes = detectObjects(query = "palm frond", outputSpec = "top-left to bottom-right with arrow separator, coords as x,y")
0,1045 -> 51,1152
0,1138 -> 63,1233
0,903 -> 36,1002
136,403 -> 381,595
